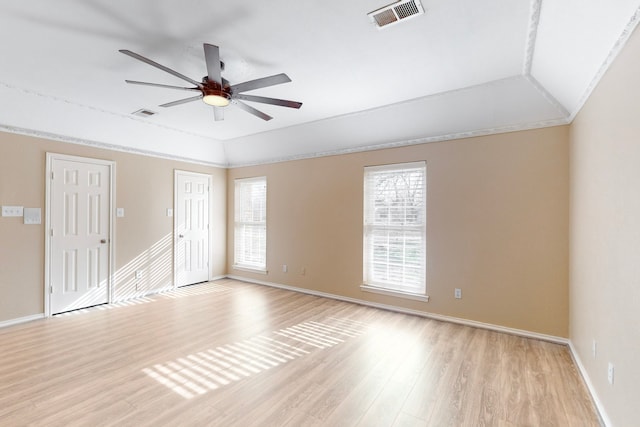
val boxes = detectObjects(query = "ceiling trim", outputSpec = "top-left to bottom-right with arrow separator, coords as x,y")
524,74 -> 569,117
1,113 -> 570,171
226,117 -> 570,168
568,5 -> 640,121
523,0 -> 542,75
0,122 -> 227,168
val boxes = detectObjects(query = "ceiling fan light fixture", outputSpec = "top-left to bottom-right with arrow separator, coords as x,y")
202,91 -> 231,107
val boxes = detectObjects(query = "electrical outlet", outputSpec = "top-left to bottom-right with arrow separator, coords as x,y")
454,288 -> 462,299
135,270 -> 143,279
282,264 -> 288,273
301,267 -> 306,276
607,363 -> 614,385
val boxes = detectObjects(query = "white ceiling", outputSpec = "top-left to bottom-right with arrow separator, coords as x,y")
0,0 -> 639,166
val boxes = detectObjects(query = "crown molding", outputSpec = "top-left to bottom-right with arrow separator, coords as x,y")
2,115 -> 569,171
2,115 -> 570,171
523,0 -> 542,75
0,122 -> 227,168
524,73 -> 570,118
226,117 -> 570,168
568,5 -> 640,121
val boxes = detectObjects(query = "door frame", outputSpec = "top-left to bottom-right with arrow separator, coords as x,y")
44,153 -> 116,317
173,170 -> 212,289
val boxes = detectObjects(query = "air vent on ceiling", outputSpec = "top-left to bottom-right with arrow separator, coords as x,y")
131,109 -> 157,117
368,0 -> 424,29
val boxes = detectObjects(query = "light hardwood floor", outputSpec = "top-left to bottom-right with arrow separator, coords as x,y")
0,279 -> 601,426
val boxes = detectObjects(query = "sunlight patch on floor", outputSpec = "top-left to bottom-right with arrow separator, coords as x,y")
56,282 -> 232,317
158,283 -> 232,299
142,317 -> 368,399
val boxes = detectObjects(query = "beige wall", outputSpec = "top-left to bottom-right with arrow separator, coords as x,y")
569,22 -> 640,425
228,126 -> 570,337
0,132 -> 226,323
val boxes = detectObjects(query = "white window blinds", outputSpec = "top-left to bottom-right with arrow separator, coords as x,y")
364,162 -> 426,295
234,177 -> 267,270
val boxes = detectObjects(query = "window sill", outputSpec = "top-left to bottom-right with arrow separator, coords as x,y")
360,285 -> 429,302
232,265 -> 268,275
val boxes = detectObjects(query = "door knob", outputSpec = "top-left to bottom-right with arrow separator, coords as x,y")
178,234 -> 184,238
100,239 -> 107,244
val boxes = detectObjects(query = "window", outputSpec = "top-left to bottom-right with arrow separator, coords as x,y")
363,162 -> 427,298
234,177 -> 267,272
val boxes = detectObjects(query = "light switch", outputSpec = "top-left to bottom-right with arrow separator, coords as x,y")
116,208 -> 125,217
166,208 -> 173,217
2,206 -> 24,217
23,208 -> 42,225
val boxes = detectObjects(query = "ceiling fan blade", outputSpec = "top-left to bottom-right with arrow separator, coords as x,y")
159,95 -> 203,108
119,49 -> 202,88
234,101 -> 273,121
235,94 -> 302,109
230,73 -> 292,94
213,107 -> 224,121
203,44 -> 222,85
125,80 -> 200,91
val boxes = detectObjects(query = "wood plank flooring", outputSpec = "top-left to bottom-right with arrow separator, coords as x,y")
0,279 -> 601,426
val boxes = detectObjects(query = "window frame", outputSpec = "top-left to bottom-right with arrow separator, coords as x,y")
362,161 -> 428,301
233,176 -> 267,273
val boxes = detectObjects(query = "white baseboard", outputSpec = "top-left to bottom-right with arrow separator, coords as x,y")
0,313 -> 45,329
568,341 -> 611,427
225,275 -> 568,345
417,311 -> 568,345
6,277 -> 563,346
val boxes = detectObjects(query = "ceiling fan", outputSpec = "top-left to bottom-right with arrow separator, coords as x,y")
119,43 -> 302,121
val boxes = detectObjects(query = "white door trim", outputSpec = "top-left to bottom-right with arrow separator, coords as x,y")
45,153 -> 116,317
173,170 -> 212,288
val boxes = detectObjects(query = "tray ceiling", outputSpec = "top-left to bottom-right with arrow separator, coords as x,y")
0,0 -> 639,166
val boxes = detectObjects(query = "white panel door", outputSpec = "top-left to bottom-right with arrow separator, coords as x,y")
50,158 -> 111,314
175,171 -> 210,287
